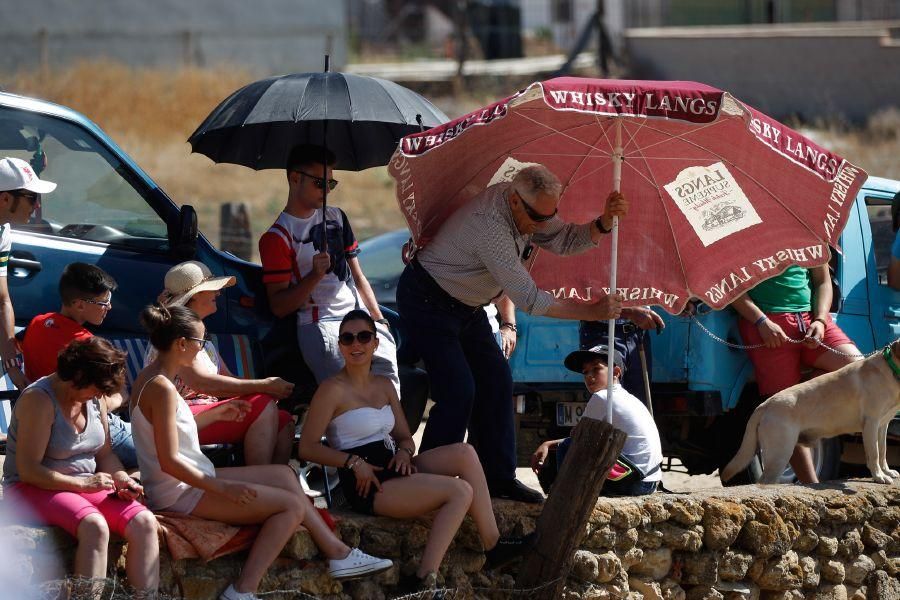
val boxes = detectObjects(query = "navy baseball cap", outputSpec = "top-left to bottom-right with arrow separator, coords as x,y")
564,344 -> 626,374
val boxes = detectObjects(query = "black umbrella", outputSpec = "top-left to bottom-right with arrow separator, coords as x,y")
187,64 -> 448,172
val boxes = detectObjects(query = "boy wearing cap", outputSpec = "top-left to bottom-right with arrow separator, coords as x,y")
19,263 -> 138,469
530,344 -> 663,496
0,157 -> 56,390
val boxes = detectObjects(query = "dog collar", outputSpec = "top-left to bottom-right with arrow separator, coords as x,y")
883,346 -> 900,381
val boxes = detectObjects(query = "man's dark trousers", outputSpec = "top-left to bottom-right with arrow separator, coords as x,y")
396,263 -> 516,483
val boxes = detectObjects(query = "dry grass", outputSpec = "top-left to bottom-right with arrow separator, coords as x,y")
2,61 -> 899,261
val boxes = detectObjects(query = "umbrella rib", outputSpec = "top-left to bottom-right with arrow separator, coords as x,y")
559,116 -> 616,190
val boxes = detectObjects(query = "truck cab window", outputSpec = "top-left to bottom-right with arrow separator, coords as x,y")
0,108 -> 168,252
866,196 -> 893,286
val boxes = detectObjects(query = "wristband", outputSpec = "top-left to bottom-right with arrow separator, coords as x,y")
499,322 -> 517,333
375,318 -> 389,325
811,317 -> 827,327
343,453 -> 353,468
2,356 -> 21,372
594,216 -> 611,234
399,446 -> 414,458
754,315 -> 768,327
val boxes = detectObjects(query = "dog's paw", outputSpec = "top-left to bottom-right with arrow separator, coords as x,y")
873,472 -> 894,484
886,468 -> 900,479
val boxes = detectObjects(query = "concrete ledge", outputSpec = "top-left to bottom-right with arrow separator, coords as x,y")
3,481 -> 899,599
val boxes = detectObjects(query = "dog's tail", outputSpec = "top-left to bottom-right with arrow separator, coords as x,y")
720,409 -> 763,482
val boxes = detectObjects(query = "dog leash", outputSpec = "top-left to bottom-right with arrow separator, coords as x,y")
690,315 -> 881,359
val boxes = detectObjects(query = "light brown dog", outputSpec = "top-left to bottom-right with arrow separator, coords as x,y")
722,339 -> 900,484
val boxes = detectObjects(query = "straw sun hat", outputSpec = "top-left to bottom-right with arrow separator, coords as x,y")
160,261 -> 235,307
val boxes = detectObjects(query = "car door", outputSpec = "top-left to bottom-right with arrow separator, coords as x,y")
1,101 -> 178,334
861,181 -> 900,347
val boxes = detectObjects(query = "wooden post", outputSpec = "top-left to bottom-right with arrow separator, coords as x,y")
220,202 -> 252,261
516,418 -> 626,600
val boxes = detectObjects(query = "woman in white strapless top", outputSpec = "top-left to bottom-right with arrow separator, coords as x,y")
299,310 -> 532,589
132,305 -> 392,600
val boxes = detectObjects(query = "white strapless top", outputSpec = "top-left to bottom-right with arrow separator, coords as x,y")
325,404 -> 395,452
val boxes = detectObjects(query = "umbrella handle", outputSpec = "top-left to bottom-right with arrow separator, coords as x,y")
607,119 -> 623,423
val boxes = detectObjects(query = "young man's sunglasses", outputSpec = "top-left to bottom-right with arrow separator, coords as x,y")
12,190 -> 40,205
514,189 -> 557,223
296,171 -> 339,191
81,296 -> 112,309
338,330 -> 376,346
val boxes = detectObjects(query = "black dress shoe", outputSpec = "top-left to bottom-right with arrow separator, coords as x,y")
484,532 -> 536,569
488,478 -> 545,503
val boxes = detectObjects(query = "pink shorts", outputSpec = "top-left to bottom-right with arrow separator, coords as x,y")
190,393 -> 293,445
738,312 -> 853,396
7,482 -> 149,537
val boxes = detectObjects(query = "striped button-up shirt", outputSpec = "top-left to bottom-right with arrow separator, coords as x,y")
417,182 -> 596,315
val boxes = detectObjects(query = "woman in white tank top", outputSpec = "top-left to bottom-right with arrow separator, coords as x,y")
299,310 -> 533,593
131,304 -> 392,600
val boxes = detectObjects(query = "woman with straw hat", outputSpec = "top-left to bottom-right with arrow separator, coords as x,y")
150,260 -> 294,465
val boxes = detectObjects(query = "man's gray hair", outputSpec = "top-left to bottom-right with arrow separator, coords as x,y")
512,165 -> 562,202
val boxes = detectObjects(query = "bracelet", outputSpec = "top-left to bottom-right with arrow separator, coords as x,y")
499,322 -> 517,333
754,315 -> 768,327
399,446 -> 414,458
2,356 -> 21,372
594,216 -> 611,234
375,318 -> 389,325
343,453 -> 353,468
811,317 -> 827,327
349,457 -> 364,471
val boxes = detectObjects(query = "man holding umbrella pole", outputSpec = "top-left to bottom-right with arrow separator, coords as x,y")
397,164 -> 627,503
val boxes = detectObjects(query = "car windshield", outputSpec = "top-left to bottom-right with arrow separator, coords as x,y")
0,103 -> 168,249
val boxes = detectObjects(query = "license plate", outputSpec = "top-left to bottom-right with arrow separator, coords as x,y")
556,401 -> 588,427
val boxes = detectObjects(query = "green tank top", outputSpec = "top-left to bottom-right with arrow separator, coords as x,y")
747,265 -> 811,313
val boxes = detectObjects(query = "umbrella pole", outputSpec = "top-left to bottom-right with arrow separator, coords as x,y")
321,54 -> 330,252
607,118 -> 623,423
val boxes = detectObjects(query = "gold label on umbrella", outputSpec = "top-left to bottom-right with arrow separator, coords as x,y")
664,162 -> 761,247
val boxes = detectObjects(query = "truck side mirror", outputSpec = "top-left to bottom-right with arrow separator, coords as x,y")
171,204 -> 198,261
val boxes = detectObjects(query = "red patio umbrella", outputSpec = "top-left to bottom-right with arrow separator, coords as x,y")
388,77 -> 868,412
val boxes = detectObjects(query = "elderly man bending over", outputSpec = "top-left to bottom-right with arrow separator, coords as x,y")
396,165 -> 627,503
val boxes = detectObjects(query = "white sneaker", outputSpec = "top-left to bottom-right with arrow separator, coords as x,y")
219,583 -> 259,600
328,547 -> 393,580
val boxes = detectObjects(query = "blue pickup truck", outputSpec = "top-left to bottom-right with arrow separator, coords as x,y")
0,90 -> 429,433
507,175 -> 900,483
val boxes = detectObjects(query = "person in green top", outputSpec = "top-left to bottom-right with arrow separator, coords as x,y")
731,264 -> 861,483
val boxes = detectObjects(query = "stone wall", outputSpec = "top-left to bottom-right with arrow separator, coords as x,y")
2,481 -> 898,599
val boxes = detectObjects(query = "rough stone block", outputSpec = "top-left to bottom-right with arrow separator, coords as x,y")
703,499 -> 747,550
573,550 -> 600,583
755,550 -> 803,591
685,585 -> 724,600
630,547 -> 672,580
611,503 -> 646,529
614,527 -> 639,552
759,590 -> 803,600
659,522 -> 703,552
797,555 -> 819,589
639,527 -> 665,549
644,499 -> 672,523
737,500 -> 792,559
595,550 -> 622,584
679,551 -> 719,586
861,523 -> 892,549
629,576 -> 664,600
820,559 -> 846,584
843,554 -> 875,586
621,546 -> 644,569
719,549 -> 754,581
815,536 -> 839,557
867,570 -> 900,600
837,530 -> 864,560
803,584 -> 846,600
667,498 -> 704,526
792,530 -> 818,554
660,577 -> 687,600
822,494 -> 872,525
585,524 -> 618,550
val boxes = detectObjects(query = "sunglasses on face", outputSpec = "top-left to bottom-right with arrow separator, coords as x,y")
187,336 -> 210,350
81,296 -> 112,309
296,170 -> 339,191
12,191 -> 40,205
514,190 -> 557,223
338,330 -> 376,346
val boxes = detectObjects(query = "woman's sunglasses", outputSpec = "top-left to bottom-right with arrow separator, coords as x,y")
296,170 -> 339,191
338,330 -> 376,346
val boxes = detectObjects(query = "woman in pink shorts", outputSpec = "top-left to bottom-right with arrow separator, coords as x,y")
2,337 -> 158,595
733,264 -> 862,482
150,260 -> 295,465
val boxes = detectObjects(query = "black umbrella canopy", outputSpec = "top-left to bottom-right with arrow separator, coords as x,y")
188,72 -> 448,171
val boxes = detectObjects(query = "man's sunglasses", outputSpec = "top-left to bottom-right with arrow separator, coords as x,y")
81,297 -> 112,309
514,190 -> 557,223
338,330 -> 376,346
296,171 -> 339,191
11,190 -> 39,205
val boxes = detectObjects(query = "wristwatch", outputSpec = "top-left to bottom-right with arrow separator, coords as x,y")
375,318 -> 390,325
594,215 -> 612,234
